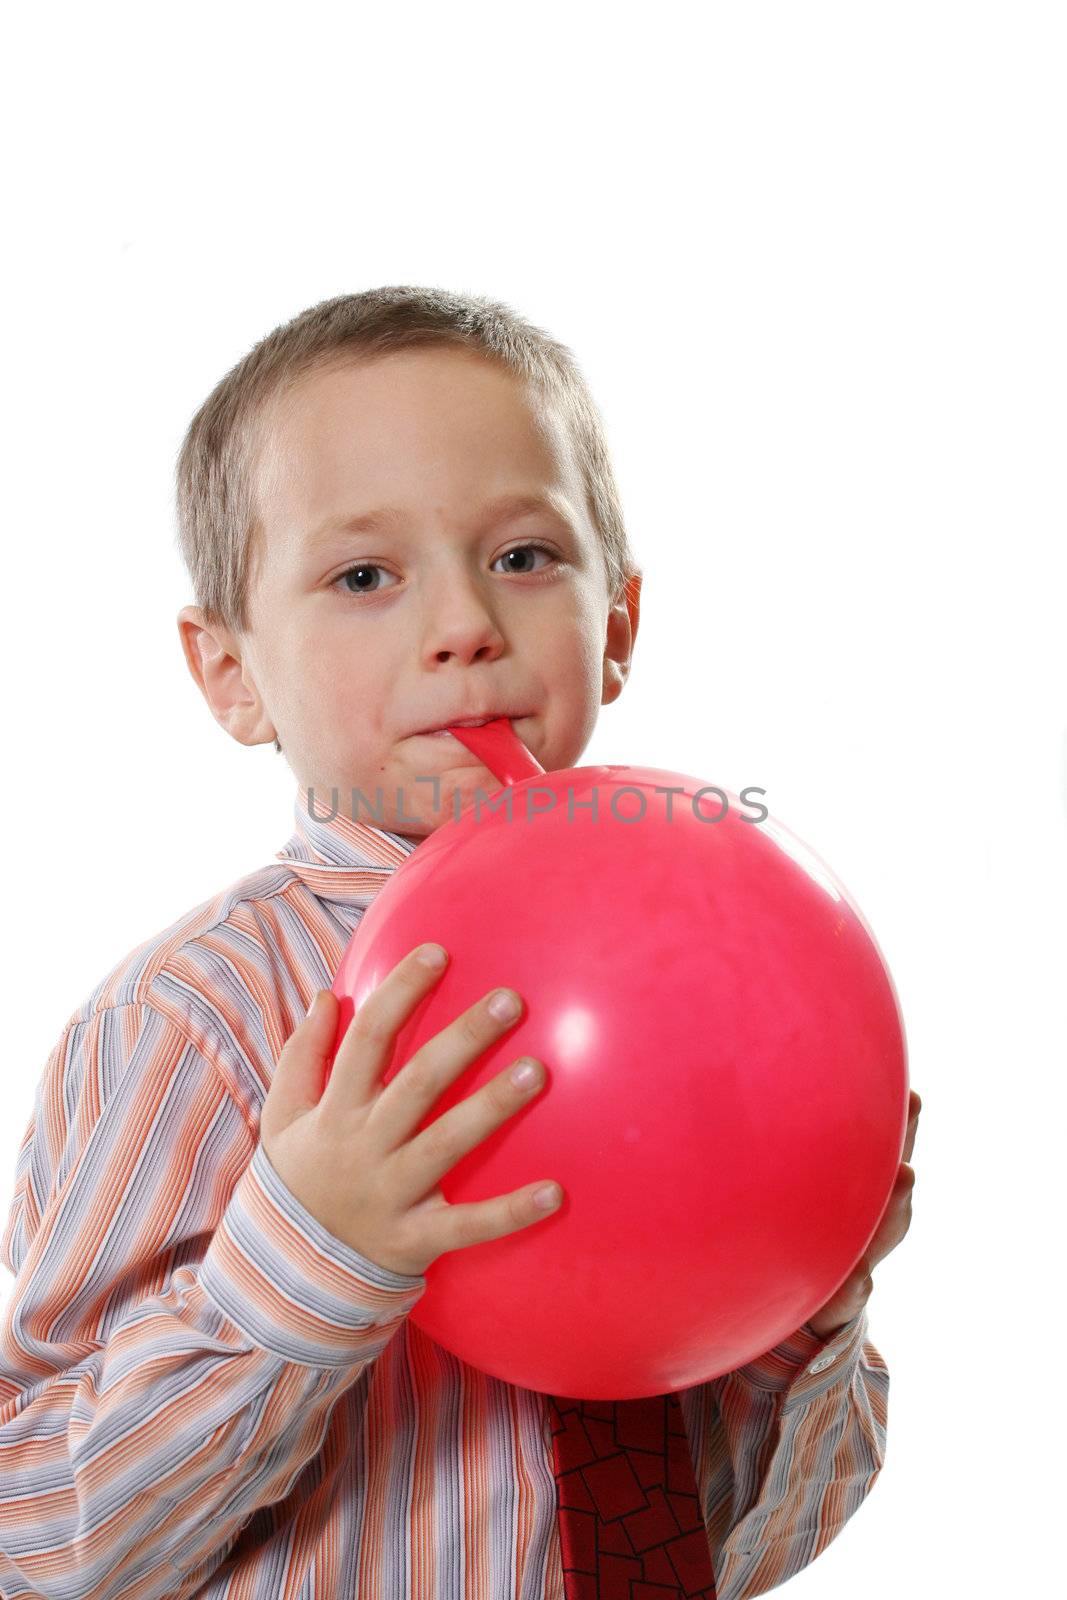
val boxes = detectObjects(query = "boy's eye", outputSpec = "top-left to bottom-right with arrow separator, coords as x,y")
491,542 -> 558,576
334,563 -> 399,596
333,543 -> 558,597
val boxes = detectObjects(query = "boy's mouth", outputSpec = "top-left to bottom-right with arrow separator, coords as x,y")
410,712 -> 532,738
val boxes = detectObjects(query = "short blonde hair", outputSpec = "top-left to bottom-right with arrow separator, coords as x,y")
174,286 -> 641,643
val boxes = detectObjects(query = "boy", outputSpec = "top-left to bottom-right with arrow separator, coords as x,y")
0,287 -> 918,1598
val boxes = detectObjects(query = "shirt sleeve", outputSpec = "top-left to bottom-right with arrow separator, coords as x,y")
0,1001 -> 426,1600
678,1309 -> 889,1600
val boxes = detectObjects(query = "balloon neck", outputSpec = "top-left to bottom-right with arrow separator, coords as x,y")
444,718 -> 545,786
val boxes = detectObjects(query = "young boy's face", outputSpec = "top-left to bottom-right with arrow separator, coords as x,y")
178,346 -> 640,842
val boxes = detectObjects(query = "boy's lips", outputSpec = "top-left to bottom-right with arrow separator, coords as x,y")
409,712 -> 532,738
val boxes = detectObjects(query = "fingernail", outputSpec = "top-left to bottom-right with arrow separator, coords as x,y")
533,1184 -> 561,1210
419,943 -> 448,968
489,990 -> 520,1021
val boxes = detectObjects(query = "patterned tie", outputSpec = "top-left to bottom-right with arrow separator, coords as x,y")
548,1391 -> 718,1598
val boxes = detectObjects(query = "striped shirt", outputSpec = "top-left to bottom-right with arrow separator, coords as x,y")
0,782 -> 889,1599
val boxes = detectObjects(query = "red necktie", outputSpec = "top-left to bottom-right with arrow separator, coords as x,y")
548,1391 -> 718,1598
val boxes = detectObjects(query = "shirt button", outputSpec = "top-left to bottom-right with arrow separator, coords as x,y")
809,1354 -> 835,1373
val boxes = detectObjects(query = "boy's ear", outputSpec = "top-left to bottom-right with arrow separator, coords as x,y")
601,573 -> 641,707
176,605 -> 277,747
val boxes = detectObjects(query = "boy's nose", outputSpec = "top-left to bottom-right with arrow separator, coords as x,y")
423,589 -> 506,666
433,636 -> 503,664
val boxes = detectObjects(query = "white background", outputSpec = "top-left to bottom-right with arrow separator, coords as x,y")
1,3 -> 1064,1594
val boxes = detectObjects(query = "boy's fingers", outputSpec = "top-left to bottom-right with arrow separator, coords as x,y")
319,946 -> 448,1113
264,990 -> 337,1129
902,1090 -> 921,1163
866,1165 -> 915,1268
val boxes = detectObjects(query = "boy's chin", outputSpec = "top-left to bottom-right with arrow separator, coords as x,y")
395,769 -> 496,835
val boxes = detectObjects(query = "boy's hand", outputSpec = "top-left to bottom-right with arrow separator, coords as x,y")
258,947 -> 562,1277
803,1089 -> 922,1338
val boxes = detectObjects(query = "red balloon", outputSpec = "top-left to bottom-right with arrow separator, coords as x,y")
326,722 -> 908,1399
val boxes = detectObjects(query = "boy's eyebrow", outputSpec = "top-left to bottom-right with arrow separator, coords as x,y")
305,491 -> 581,547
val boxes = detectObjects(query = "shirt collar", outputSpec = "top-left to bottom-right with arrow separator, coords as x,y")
275,782 -> 420,909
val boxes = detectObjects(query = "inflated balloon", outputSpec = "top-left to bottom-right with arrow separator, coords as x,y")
325,721 -> 908,1399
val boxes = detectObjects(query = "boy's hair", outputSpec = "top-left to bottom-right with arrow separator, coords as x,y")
175,284 -> 641,641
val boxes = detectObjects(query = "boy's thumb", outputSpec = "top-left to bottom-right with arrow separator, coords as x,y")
266,990 -> 337,1123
